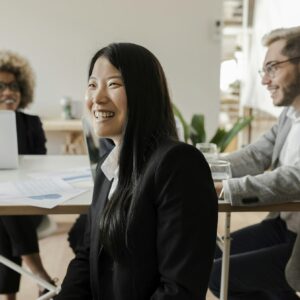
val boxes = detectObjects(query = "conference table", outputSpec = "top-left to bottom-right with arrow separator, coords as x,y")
1,155 -> 300,300
0,155 -> 93,300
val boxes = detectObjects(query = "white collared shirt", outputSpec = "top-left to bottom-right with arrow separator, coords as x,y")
101,145 -> 120,200
279,107 -> 300,166
278,107 -> 300,232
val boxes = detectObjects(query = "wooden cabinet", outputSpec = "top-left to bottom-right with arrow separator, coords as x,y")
42,119 -> 86,154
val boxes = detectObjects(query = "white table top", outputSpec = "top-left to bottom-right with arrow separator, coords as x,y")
218,201 -> 300,212
2,155 -> 300,216
0,155 -> 93,215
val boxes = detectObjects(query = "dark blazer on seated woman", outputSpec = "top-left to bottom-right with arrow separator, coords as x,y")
16,111 -> 47,154
0,111 -> 46,293
68,138 -> 115,253
56,140 -> 218,300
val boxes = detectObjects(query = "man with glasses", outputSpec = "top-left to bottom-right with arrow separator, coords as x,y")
209,26 -> 300,299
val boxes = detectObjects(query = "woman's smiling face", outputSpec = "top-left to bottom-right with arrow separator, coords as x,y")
86,56 -> 127,145
0,72 -> 21,111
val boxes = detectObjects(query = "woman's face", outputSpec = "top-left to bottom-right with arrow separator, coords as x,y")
0,72 -> 21,111
85,57 -> 127,145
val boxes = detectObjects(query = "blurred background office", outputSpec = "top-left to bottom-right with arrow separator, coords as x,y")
1,0 -> 300,299
1,0 -> 299,155
1,0 -> 222,154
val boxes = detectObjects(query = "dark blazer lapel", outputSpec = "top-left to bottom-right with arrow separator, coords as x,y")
90,173 -> 112,298
92,175 -> 112,249
97,178 -> 111,214
91,153 -> 113,218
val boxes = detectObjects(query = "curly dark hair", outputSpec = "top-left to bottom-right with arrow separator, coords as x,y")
0,50 -> 35,108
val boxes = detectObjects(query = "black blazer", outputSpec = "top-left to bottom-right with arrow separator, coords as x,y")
56,141 -> 218,300
16,111 -> 47,155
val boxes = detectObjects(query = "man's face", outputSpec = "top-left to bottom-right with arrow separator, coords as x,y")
261,39 -> 300,109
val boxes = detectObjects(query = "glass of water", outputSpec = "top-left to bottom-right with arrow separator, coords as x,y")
209,160 -> 232,182
196,143 -> 218,162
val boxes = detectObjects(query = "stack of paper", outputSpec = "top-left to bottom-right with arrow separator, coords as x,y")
0,168 -> 93,208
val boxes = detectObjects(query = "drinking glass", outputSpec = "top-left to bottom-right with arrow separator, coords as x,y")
209,160 -> 232,182
196,143 -> 218,162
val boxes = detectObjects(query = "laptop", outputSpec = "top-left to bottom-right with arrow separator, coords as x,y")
0,110 -> 18,169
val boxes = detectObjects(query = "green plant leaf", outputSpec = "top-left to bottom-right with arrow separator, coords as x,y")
218,116 -> 253,152
190,114 -> 206,146
172,103 -> 190,142
210,128 -> 228,147
172,103 -> 253,151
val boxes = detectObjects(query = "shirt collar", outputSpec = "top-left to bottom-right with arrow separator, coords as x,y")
101,145 -> 120,181
286,107 -> 300,122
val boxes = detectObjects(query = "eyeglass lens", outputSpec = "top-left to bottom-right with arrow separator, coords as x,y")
0,82 -> 20,92
261,64 -> 276,78
259,56 -> 300,78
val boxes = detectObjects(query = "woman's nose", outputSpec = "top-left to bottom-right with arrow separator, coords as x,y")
1,87 -> 14,95
93,86 -> 108,104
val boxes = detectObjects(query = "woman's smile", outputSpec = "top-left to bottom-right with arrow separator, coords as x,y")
93,109 -> 115,122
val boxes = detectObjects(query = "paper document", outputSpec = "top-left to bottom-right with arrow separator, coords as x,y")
29,167 -> 93,184
0,178 -> 87,208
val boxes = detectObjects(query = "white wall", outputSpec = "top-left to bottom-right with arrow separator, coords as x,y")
1,0 -> 222,143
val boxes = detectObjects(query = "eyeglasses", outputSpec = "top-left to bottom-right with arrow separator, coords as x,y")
0,81 -> 20,93
259,56 -> 300,78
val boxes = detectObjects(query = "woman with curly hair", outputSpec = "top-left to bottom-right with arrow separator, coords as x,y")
0,50 -> 54,299
56,43 -> 218,300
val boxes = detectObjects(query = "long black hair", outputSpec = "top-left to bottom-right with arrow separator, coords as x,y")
88,43 -> 178,261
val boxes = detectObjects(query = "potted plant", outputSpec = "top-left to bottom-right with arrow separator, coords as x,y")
173,104 -> 253,152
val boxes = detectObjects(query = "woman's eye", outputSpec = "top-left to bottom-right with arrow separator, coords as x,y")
88,82 -> 96,88
108,82 -> 119,87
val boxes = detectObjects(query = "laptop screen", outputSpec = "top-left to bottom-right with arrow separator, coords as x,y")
0,110 -> 18,169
